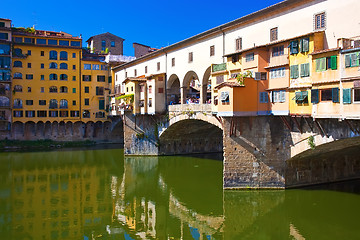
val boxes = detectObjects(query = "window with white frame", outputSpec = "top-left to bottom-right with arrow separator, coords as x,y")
272,90 -> 286,103
270,67 -> 285,79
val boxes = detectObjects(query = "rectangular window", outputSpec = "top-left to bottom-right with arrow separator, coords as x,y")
289,40 -> 299,55
39,100 -> 46,105
82,75 -> 91,81
172,58 -> 175,67
84,64 -> 91,70
220,91 -> 230,104
345,53 -> 359,68
272,90 -> 286,103
70,41 -> 81,47
14,37 -> 22,43
320,88 -> 339,102
72,100 -> 76,106
41,63 -> 44,69
188,52 -> 193,63
41,75 -> 44,80
259,92 -> 268,103
24,38 -> 34,44
40,51 -> 44,56
25,111 -> 35,117
314,12 -> 326,30
70,111 -> 79,117
299,38 -> 309,52
49,111 -> 58,117
354,89 -> 360,102
59,40 -> 69,46
92,64 -> 99,70
101,40 -> 106,47
37,39 -> 46,45
343,88 -> 351,104
26,100 -> 33,105
97,75 -> 105,82
235,38 -> 242,51
272,46 -> 284,57
0,33 -> 8,40
245,53 -> 254,62
101,65 -> 107,70
270,27 -> 278,42
300,63 -> 310,77
41,87 -> 44,93
27,63 -> 31,68
72,53 -> 76,58
290,65 -> 299,79
85,87 -> 89,93
134,69 -> 137,76
72,88 -> 76,93
72,76 -> 76,81
48,39 -> 57,45
37,110 -> 47,117
270,67 -> 285,79
73,65 -> 76,70
96,87 -> 104,95
27,50 -> 31,56
26,74 -> 33,80
13,111 -> 23,117
84,99 -> 89,105
145,66 -> 148,73
111,41 -> 115,47
99,100 -> 105,110
157,62 -> 160,71
60,111 -> 68,117
27,87 -> 31,92
210,45 -> 215,56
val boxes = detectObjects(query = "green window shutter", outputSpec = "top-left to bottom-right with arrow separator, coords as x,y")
311,89 -> 319,104
345,54 -> 351,67
99,100 -> 105,110
303,38 -> 309,52
305,63 -> 310,77
331,56 -> 337,70
299,39 -> 304,53
343,88 -> 351,104
300,64 -> 304,77
316,59 -> 321,72
290,40 -> 299,54
321,58 -> 326,71
332,88 -> 339,103
290,65 -> 293,78
294,65 -> 299,78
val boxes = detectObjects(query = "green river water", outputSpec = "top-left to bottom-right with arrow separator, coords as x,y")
0,147 -> 359,240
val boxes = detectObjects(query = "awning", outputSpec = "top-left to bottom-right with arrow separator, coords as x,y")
293,91 -> 308,101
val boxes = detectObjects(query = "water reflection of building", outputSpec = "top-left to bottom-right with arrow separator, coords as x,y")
110,156 -> 224,240
0,150 -> 115,239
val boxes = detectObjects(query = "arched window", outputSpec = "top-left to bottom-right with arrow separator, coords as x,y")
49,62 -> 57,69
60,51 -> 68,60
13,48 -> 22,57
49,50 -> 57,60
59,74 -> 68,80
49,86 -> 58,93
49,99 -> 58,109
13,61 -> 22,67
13,98 -> 22,108
60,63 -> 68,69
0,96 -> 10,107
14,85 -> 22,92
59,86 -> 68,93
13,72 -> 22,79
49,73 -> 57,80
60,99 -> 68,108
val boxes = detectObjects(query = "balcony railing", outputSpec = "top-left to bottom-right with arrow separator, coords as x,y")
49,104 -> 58,109
13,104 -> 22,109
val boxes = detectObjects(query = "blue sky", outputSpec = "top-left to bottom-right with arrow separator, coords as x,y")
1,0 -> 283,56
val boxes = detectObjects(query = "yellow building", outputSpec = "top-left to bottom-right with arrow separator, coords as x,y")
0,18 -> 12,132
81,52 -> 109,122
288,31 -> 324,116
11,29 -> 82,123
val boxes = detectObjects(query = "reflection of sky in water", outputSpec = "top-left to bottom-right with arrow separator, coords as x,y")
0,149 -> 359,239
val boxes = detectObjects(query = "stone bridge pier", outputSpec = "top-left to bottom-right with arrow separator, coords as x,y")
123,105 -> 360,189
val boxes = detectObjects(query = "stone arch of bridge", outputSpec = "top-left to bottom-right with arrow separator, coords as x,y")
159,119 -> 223,155
167,74 -> 181,105
201,66 -> 211,104
182,71 -> 200,104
